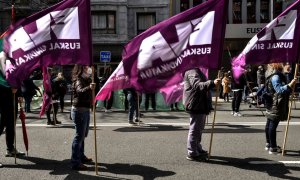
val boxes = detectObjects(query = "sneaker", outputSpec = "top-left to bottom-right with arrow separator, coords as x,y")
231,111 -> 234,115
72,163 -> 88,171
0,163 -> 3,168
269,146 -> 282,155
236,112 -> 243,117
6,149 -> 25,157
105,109 -> 113,112
265,143 -> 270,151
128,121 -> 137,125
234,112 -> 242,117
186,154 -> 207,161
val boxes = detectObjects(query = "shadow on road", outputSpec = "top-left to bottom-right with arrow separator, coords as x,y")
114,125 -> 187,132
4,156 -> 175,179
208,156 -> 300,180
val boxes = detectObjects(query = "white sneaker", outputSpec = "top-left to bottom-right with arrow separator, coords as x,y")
233,112 -> 238,116
235,112 -> 242,117
231,111 -> 234,115
105,109 -> 113,112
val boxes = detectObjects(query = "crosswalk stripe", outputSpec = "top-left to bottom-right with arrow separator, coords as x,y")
16,121 -> 300,127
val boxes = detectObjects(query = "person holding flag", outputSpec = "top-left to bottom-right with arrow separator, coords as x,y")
264,63 -> 296,154
70,65 -> 95,171
183,68 -> 220,161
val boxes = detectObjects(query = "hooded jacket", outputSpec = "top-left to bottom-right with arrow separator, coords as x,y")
183,68 -> 215,114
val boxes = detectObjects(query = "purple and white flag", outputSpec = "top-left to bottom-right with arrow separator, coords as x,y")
4,0 -> 92,88
96,0 -> 228,101
122,0 -> 228,92
232,0 -> 300,81
96,62 -> 131,101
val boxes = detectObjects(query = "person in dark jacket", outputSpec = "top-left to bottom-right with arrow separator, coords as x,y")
231,73 -> 246,117
183,68 -> 220,161
21,77 -> 41,112
46,73 -> 61,125
70,65 -> 95,170
264,63 -> 296,155
52,72 -> 67,113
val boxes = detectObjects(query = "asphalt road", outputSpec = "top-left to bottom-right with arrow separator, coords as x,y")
0,101 -> 300,179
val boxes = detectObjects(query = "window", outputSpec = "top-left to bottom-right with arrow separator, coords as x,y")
180,0 -> 189,12
137,13 -> 156,35
14,0 -> 29,4
274,1 -> 283,18
92,11 -> 116,34
232,0 -> 242,24
247,0 -> 256,23
260,0 -> 269,23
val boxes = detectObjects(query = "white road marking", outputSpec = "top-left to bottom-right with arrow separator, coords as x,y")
16,121 -> 300,127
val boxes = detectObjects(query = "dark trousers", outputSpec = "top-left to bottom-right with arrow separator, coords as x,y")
127,93 -> 138,121
59,94 -> 65,111
104,92 -> 114,109
265,119 -> 280,148
46,103 -> 59,122
0,88 -> 18,151
24,95 -> 33,112
123,91 -> 129,111
145,93 -> 156,110
232,90 -> 242,112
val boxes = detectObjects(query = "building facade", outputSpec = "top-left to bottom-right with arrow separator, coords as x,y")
0,0 -> 297,75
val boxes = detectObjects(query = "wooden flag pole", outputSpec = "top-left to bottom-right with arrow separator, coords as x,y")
282,63 -> 298,155
12,89 -> 17,164
208,71 -> 221,160
91,66 -> 98,174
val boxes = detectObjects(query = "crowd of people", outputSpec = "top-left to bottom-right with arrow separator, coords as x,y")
0,62 -> 298,169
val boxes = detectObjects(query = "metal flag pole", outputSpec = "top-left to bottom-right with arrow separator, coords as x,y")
282,63 -> 298,155
91,66 -> 99,174
208,71 -> 221,160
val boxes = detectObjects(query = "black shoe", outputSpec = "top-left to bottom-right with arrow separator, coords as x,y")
72,164 -> 88,171
47,121 -> 54,125
55,120 -> 62,124
81,156 -> 93,164
135,119 -> 142,123
186,154 -> 207,161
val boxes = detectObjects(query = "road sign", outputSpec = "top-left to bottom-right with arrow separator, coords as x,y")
100,51 -> 111,62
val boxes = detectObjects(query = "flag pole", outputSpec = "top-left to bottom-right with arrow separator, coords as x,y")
12,89 -> 17,164
137,92 -> 140,125
208,70 -> 221,160
282,63 -> 298,155
91,66 -> 99,174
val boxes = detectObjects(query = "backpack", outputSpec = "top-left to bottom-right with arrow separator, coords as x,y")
256,75 -> 274,105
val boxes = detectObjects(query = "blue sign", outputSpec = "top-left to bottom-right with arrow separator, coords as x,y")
100,51 -> 111,62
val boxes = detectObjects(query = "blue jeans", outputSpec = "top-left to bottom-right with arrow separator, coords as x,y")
187,113 -> 206,157
127,93 -> 137,121
71,109 -> 90,167
265,119 -> 280,148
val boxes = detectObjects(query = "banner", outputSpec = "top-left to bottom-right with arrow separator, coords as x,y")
232,0 -> 300,81
4,0 -> 92,88
96,0 -> 228,100
123,0 -> 227,92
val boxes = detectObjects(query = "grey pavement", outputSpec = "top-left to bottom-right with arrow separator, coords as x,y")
0,100 -> 300,179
